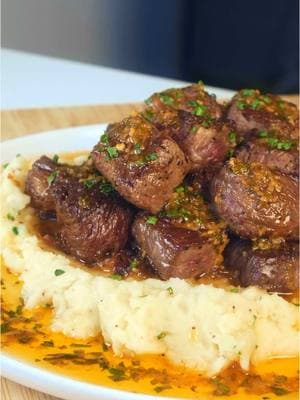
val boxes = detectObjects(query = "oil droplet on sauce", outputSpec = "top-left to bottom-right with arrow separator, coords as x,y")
1,263 -> 298,399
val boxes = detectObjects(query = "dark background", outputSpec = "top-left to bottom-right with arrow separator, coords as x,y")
2,0 -> 299,93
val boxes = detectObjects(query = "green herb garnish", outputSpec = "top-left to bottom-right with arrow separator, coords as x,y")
83,179 -> 95,189
228,131 -> 237,144
52,154 -> 59,163
54,269 -> 65,276
106,147 -> 119,159
47,171 -> 59,185
157,331 -> 168,340
193,104 -> 207,117
99,181 -> 113,194
130,259 -> 139,270
159,94 -> 174,106
101,133 -> 109,145
12,226 -> 19,235
134,143 -> 142,154
251,99 -> 261,110
7,213 -> 15,221
145,152 -> 158,162
110,274 -> 123,281
271,387 -> 289,396
3,162 -> 9,169
241,89 -> 255,97
146,216 -> 158,225
167,287 -> 174,295
236,101 -> 246,110
108,367 -> 126,381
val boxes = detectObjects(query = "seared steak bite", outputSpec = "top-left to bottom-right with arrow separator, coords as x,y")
227,89 -> 299,140
25,156 -> 58,210
146,82 -> 223,119
144,83 -> 237,172
25,156 -> 133,263
235,135 -> 299,176
224,239 -> 299,293
145,108 -> 237,172
92,114 -> 189,213
210,158 -> 299,241
53,177 -> 132,263
132,184 -> 228,280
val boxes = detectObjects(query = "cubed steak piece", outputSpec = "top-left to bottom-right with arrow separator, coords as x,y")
144,83 -> 237,172
210,158 -> 299,241
227,89 -> 299,139
52,177 -> 133,263
25,156 -> 133,263
132,184 -> 228,279
146,82 -> 223,119
144,108 -> 237,172
92,114 -> 189,213
224,239 -> 299,293
235,133 -> 298,176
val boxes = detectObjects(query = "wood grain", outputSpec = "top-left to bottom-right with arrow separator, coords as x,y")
1,95 -> 298,399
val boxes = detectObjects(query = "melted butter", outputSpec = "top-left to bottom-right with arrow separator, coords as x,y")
1,263 -> 298,399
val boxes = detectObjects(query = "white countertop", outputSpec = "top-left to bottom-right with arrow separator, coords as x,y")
1,48 -> 235,110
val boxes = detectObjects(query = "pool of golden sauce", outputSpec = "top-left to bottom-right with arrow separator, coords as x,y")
1,151 -> 299,398
1,262 -> 299,399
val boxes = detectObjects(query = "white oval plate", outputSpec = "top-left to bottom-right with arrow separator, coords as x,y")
1,124 -> 181,400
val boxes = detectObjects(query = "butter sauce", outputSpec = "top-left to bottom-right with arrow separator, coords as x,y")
1,263 -> 298,399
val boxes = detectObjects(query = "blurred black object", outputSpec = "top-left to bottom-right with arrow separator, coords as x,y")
112,0 -> 299,93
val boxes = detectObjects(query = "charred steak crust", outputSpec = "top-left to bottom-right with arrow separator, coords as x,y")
92,114 -> 189,213
25,156 -> 133,263
226,89 -> 299,140
210,158 -> 299,241
224,239 -> 299,293
132,184 -> 228,280
144,83 -> 237,172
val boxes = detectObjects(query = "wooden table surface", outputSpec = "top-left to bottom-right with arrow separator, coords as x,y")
1,95 -> 298,399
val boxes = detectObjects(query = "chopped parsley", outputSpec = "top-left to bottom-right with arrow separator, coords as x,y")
251,99 -> 261,110
106,146 -> 119,159
83,179 -> 95,189
101,133 -> 109,145
12,226 -> 19,235
3,162 -> 9,169
143,110 -> 154,121
230,287 -> 239,293
175,185 -> 187,193
227,149 -> 234,158
146,215 -> 158,225
190,125 -> 199,133
134,143 -> 142,154
47,171 -> 59,185
7,213 -> 15,221
144,97 -> 152,106
271,387 -> 289,396
130,259 -> 139,270
228,131 -> 237,144
236,101 -> 246,110
54,269 -> 65,276
42,340 -> 54,347
145,152 -> 158,162
193,104 -> 207,117
159,94 -> 174,106
110,274 -> 123,281
167,287 -> 174,295
241,89 -> 255,97
99,181 -> 114,194
108,367 -> 126,381
257,131 -> 294,150
157,331 -> 168,340
52,154 -> 59,163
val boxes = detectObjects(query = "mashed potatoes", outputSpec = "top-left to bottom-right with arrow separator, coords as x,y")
1,156 -> 299,377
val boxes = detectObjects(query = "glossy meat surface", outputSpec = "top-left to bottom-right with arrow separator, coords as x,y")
25,156 -> 133,263
211,158 -> 299,240
92,114 -> 189,213
227,89 -> 299,140
224,239 -> 299,293
132,184 -> 228,279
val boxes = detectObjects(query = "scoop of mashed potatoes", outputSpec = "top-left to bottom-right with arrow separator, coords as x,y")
0,156 -> 298,377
